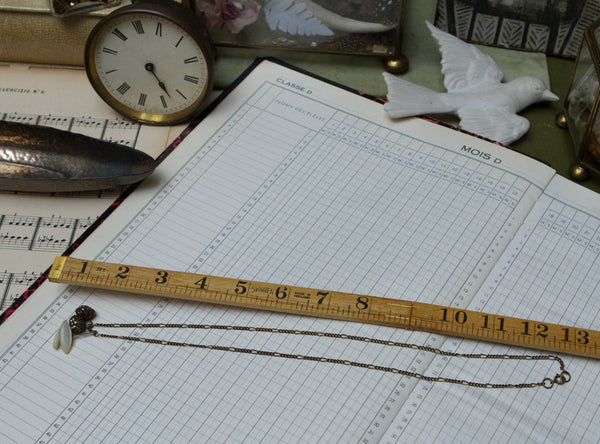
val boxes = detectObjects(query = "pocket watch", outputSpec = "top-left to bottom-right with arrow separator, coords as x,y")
84,0 -> 215,125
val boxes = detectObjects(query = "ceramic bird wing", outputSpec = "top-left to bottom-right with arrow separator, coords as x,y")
458,108 -> 530,145
425,21 -> 504,93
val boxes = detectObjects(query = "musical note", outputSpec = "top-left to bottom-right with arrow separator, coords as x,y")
38,115 -> 71,131
2,113 -> 38,125
0,270 -> 39,311
0,213 -> 98,252
106,119 -> 135,129
71,116 -> 105,139
42,215 -> 73,230
73,117 -> 103,128
32,234 -> 68,251
76,217 -> 95,230
3,214 -> 37,227
0,232 -> 30,249
104,118 -> 140,148
1,112 -> 141,146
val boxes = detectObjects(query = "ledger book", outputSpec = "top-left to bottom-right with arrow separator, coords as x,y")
1,58 -> 600,442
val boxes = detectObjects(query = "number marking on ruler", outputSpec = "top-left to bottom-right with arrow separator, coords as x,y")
48,256 -> 600,359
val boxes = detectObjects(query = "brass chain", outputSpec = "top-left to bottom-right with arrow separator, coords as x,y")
68,305 -> 569,389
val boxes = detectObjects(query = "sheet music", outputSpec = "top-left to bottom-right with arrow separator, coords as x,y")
0,211 -> 94,311
0,60 -> 560,442
0,63 -> 181,312
383,174 -> 600,442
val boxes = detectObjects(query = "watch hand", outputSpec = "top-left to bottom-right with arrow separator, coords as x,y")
145,62 -> 171,97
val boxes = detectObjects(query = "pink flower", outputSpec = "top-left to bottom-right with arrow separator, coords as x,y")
196,0 -> 261,34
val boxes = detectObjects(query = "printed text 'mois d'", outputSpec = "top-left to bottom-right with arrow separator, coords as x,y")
461,145 -> 501,164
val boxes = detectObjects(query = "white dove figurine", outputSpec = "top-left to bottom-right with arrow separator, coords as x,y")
383,21 -> 559,145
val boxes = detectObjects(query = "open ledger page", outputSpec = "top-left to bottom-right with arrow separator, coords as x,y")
0,59 -> 555,442
383,174 -> 600,442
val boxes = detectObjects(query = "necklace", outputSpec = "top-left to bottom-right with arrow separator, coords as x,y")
55,306 -> 571,389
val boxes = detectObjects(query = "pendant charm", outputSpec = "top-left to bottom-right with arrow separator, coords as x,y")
52,305 -> 96,354
52,320 -> 73,354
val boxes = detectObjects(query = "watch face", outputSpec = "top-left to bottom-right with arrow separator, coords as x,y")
86,10 -> 213,125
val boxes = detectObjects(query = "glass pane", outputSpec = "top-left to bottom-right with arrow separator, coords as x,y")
194,0 -> 402,56
565,39 -> 598,151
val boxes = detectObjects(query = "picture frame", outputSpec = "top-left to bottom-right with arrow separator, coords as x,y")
192,0 -> 408,73
435,0 -> 600,58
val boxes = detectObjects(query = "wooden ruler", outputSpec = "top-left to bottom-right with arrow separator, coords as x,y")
48,256 -> 600,359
